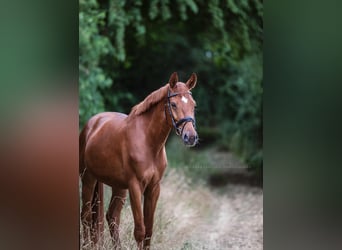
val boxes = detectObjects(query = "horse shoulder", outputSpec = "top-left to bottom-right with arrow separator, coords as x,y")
156,147 -> 168,175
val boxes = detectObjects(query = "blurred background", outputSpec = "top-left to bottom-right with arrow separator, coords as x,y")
79,1 -> 263,248
79,0 -> 263,184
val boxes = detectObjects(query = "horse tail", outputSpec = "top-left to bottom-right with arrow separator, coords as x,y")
79,122 -> 104,242
92,181 -> 104,241
79,125 -> 87,175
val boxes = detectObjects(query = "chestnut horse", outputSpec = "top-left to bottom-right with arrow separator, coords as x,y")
79,72 -> 198,249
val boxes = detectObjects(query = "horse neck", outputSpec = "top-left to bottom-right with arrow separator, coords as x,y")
143,100 -> 172,150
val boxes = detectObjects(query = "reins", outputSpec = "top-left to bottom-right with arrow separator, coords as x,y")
165,88 -> 196,136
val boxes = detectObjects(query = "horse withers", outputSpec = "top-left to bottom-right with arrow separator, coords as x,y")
79,72 -> 198,249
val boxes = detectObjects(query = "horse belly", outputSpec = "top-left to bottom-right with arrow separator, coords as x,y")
88,156 -> 128,189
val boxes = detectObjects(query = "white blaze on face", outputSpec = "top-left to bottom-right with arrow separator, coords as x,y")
181,96 -> 188,104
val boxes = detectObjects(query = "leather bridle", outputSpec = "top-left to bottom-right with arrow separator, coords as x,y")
165,88 -> 196,136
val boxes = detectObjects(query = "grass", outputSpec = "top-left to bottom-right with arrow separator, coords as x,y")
80,136 -> 262,249
166,135 -> 247,183
81,170 -> 217,249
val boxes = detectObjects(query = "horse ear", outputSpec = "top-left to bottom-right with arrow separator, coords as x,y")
168,72 -> 178,89
186,73 -> 197,90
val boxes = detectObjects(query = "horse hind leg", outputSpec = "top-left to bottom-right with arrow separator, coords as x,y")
91,181 -> 104,244
106,188 -> 127,249
80,171 -> 97,248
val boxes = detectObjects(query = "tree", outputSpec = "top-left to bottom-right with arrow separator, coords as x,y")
79,0 -> 263,172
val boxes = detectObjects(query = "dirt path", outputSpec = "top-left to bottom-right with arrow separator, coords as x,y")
154,170 -> 263,250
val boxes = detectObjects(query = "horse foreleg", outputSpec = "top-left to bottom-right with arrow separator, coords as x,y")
80,171 -> 97,248
106,188 -> 127,249
129,180 -> 145,250
143,184 -> 160,250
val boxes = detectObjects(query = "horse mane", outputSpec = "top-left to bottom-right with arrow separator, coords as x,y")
129,84 -> 169,116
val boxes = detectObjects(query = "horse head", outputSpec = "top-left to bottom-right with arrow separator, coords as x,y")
167,72 -> 199,147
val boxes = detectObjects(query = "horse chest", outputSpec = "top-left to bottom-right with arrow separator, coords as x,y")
128,158 -> 164,186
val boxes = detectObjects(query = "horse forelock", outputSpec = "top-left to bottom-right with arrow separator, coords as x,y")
129,84 -> 169,116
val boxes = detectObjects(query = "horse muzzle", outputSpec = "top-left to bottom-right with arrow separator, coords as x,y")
182,131 -> 198,147
175,116 -> 198,146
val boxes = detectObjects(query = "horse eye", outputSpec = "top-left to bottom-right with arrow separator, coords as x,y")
171,102 -> 177,109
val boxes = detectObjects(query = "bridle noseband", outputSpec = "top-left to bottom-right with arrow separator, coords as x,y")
165,88 -> 196,136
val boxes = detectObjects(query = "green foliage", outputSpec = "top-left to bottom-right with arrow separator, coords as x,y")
79,0 -> 263,172
219,54 -> 263,171
79,0 -> 113,126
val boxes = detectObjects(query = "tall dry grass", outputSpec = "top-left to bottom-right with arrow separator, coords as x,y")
80,168 -> 263,250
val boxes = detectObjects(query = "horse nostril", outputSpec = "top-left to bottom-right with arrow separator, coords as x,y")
189,134 -> 198,146
183,133 -> 189,142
